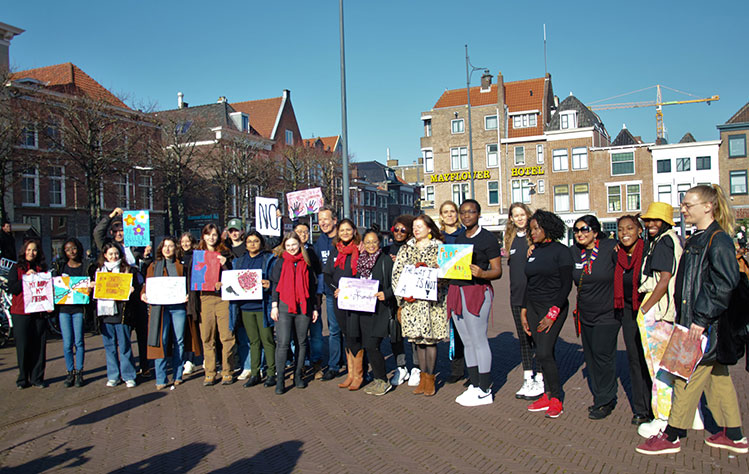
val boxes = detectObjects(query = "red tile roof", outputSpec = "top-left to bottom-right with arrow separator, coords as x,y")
12,62 -> 129,109
319,136 -> 339,152
231,97 -> 283,139
434,84 -> 500,109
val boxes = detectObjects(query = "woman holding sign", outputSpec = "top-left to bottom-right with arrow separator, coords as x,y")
8,238 -> 50,389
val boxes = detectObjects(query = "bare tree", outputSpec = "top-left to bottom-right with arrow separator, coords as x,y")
0,69 -> 24,222
307,147 -> 343,211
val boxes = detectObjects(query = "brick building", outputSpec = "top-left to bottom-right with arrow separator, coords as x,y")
717,102 -> 749,219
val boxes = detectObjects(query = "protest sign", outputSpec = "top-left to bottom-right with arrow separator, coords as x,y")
53,276 -> 91,304
337,277 -> 379,313
256,197 -> 281,237
123,210 -> 150,247
23,272 -> 54,312
286,187 -> 324,219
145,277 -> 187,305
437,244 -> 474,280
221,269 -> 263,301
93,272 -> 133,301
659,323 -> 707,381
394,265 -> 439,301
191,250 -> 221,291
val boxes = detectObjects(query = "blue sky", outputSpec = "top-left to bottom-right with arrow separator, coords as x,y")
4,1 -> 748,164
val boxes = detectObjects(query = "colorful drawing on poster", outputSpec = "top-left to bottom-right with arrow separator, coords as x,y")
394,265 -> 439,301
23,272 -> 54,312
437,244 -> 474,280
93,272 -> 133,301
145,276 -> 187,305
286,187 -> 324,219
123,210 -> 150,247
220,269 -> 262,301
337,277 -> 379,312
256,197 -> 281,237
659,323 -> 707,381
53,276 -> 91,304
191,250 -> 221,291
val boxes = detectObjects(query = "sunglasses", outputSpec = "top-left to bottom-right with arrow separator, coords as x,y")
573,226 -> 592,234
393,227 -> 408,234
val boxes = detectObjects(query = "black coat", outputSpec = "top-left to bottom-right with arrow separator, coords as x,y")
356,252 -> 396,339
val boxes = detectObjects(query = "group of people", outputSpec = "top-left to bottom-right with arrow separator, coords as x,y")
6,184 -> 747,457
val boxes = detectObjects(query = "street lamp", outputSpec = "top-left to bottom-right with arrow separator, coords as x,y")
465,44 -> 488,200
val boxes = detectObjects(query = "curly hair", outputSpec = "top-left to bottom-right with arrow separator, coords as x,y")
530,209 -> 566,242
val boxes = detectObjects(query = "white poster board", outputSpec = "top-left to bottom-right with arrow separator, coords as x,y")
394,265 -> 439,301
221,269 -> 263,301
255,197 -> 281,237
337,277 -> 379,313
145,277 -> 187,305
23,272 -> 54,312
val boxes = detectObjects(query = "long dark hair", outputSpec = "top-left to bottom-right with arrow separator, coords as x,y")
18,238 -> 47,271
61,237 -> 84,264
245,230 -> 266,250
198,223 -> 229,253
155,236 -> 179,261
333,218 -> 361,246
97,242 -> 130,273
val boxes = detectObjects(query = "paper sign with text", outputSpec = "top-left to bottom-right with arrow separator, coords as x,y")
23,272 -> 54,312
145,277 -> 187,305
191,250 -> 221,291
394,265 -> 439,301
286,187 -> 324,219
338,277 -> 379,313
437,244 -> 473,280
221,269 -> 263,301
53,276 -> 91,305
256,197 -> 281,237
94,272 -> 133,301
123,210 -> 150,247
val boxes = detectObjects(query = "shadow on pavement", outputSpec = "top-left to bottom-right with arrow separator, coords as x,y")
69,391 -> 167,426
108,442 -> 215,473
1,443 -> 93,473
211,440 -> 304,474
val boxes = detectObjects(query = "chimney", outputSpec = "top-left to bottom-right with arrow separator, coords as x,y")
283,89 -> 290,100
217,96 -> 227,103
0,22 -> 25,73
177,91 -> 184,109
480,71 -> 492,91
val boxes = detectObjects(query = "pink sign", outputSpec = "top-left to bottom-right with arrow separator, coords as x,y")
23,272 -> 54,313
286,187 -> 324,219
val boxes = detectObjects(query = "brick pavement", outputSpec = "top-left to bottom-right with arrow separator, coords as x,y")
0,273 -> 748,473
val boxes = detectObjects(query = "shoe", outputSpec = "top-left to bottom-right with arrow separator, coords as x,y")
589,404 -> 614,420
312,362 -> 323,380
264,375 -> 277,388
237,369 -> 252,381
321,369 -> 338,381
173,380 -> 182,386
106,380 -> 118,387
183,361 -> 195,375
244,375 -> 260,388
203,377 -> 216,386
221,376 -> 234,385
407,368 -> 421,387
141,368 -> 153,379
515,378 -> 534,399
638,418 -> 668,439
545,398 -> 563,418
412,374 -> 427,395
338,350 -> 355,388
524,378 -> 545,400
294,373 -> 307,389
125,380 -> 136,388
390,367 -> 409,386
631,414 -> 652,425
64,371 -> 75,388
33,382 -> 47,389
455,385 -> 478,404
156,384 -> 167,390
275,375 -> 285,395
422,373 -> 436,396
636,432 -> 680,455
458,387 -> 492,407
348,350 -> 364,391
527,393 -> 550,412
75,370 -> 84,388
371,379 -> 393,396
705,429 -> 749,454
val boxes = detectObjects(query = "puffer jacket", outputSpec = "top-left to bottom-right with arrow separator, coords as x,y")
675,220 -> 739,364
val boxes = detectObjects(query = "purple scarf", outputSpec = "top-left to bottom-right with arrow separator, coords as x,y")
357,249 -> 381,279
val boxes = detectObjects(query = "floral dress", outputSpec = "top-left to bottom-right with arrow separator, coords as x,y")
391,237 -> 448,345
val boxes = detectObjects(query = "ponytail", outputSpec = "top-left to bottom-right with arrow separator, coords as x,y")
689,184 -> 736,234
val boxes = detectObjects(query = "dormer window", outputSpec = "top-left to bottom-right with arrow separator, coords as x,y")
242,115 -> 249,132
511,113 -> 537,129
560,111 -> 577,130
229,112 -> 250,133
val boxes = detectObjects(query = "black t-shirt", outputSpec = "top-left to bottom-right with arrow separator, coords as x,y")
622,256 -> 635,307
644,235 -> 675,276
508,232 -> 529,306
230,243 -> 247,260
524,241 -> 573,309
59,263 -> 88,314
452,227 -> 501,287
571,238 -> 617,325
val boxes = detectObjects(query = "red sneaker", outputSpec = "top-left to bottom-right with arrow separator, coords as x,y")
545,397 -> 563,418
636,432 -> 681,455
527,393 -> 550,412
705,429 -> 749,454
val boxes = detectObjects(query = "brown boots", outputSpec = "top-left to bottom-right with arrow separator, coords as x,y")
337,350 -> 364,391
413,373 -> 436,396
338,350 -> 354,388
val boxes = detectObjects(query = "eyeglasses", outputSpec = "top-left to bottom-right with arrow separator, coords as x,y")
393,227 -> 408,234
459,209 -> 478,215
573,226 -> 592,234
680,201 -> 704,210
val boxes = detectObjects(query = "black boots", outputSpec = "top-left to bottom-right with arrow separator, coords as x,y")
64,371 -> 75,388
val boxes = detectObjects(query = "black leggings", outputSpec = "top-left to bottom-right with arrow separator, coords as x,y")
526,301 -> 568,400
511,305 -> 536,371
275,304 -> 311,377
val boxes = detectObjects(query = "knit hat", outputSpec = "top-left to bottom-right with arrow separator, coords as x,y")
641,202 -> 675,226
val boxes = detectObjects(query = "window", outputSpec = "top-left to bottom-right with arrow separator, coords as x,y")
676,157 -> 690,172
658,185 -> 672,203
573,184 -> 589,211
285,130 -> 294,145
450,147 -> 468,170
552,149 -> 568,171
423,149 -> 433,173
572,147 -> 588,170
45,121 -> 62,149
536,144 -> 544,164
49,165 -> 65,207
611,152 -> 634,175
730,170 -> 747,195
21,167 -> 39,206
677,183 -> 691,198
514,146 -> 525,165
729,134 -> 747,158
488,181 -> 499,205
512,113 -> 537,129
487,144 -> 498,167
696,156 -> 711,170
608,185 -> 622,212
627,184 -> 641,211
537,179 -> 545,194
452,183 -> 469,205
22,124 -> 37,148
114,174 -> 130,208
425,185 -> 435,202
485,115 -> 498,130
242,115 -> 249,132
137,175 -> 153,210
511,179 -> 531,204
656,159 -> 671,173
560,111 -> 577,130
176,120 -> 193,134
554,185 -> 570,212
451,119 -> 464,134
424,119 -> 432,137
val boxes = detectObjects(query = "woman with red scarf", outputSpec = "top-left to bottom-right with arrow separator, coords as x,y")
323,218 -> 364,390
614,215 -> 652,426
270,231 -> 319,395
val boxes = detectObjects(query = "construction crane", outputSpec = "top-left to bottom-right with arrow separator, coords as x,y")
588,85 -> 719,141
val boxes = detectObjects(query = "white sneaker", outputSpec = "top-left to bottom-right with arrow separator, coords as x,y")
106,379 -> 118,387
455,385 -> 478,404
183,361 -> 194,375
524,378 -> 545,399
390,367 -> 409,386
458,387 -> 493,407
125,380 -> 136,388
515,379 -> 534,399
638,418 -> 668,438
407,368 -> 421,387
692,408 -> 704,430
237,369 -> 252,381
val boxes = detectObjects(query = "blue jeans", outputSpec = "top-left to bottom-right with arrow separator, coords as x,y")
59,311 -> 85,371
308,313 -> 324,364
236,326 -> 252,371
154,305 -> 186,385
100,323 -> 137,382
325,293 -> 342,371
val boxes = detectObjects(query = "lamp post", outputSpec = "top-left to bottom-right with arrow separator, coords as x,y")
465,45 -> 488,200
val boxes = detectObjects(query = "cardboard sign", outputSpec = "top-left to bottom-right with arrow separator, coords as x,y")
23,272 -> 54,312
221,269 -> 262,301
145,276 -> 187,305
256,197 -> 281,237
337,277 -> 379,313
659,323 -> 707,381
394,265 -> 439,301
286,187 -> 324,219
438,244 -> 474,280
53,276 -> 91,305
93,272 -> 133,301
123,210 -> 151,247
191,250 -> 221,291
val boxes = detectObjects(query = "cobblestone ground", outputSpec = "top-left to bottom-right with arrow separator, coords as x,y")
0,273 -> 748,473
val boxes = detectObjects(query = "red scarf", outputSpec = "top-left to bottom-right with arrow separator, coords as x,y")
334,241 -> 359,276
277,251 -> 309,314
614,239 -> 643,311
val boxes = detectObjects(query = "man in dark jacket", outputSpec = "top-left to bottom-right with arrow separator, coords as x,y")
0,221 -> 16,261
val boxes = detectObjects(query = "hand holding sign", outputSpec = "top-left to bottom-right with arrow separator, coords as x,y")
286,187 -> 324,219
23,272 -> 54,312
394,265 -> 439,301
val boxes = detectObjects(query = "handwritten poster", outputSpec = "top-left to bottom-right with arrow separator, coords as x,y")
659,323 -> 707,381
221,269 -> 262,301
145,277 -> 187,305
23,272 -> 54,312
191,250 -> 221,291
438,244 -> 474,280
53,276 -> 91,304
256,197 -> 281,237
286,187 -> 324,219
394,265 -> 439,301
123,210 -> 150,247
338,277 -> 379,313
93,272 -> 133,301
